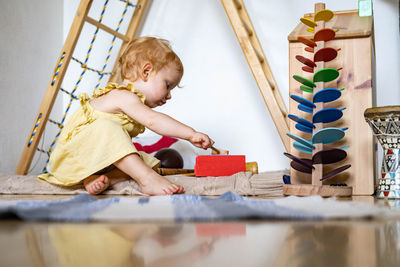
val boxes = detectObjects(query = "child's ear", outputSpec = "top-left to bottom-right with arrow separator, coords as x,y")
141,62 -> 153,81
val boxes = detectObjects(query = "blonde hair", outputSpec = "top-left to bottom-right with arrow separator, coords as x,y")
119,36 -> 183,82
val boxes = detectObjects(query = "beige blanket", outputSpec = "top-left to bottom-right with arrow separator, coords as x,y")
0,170 -> 287,196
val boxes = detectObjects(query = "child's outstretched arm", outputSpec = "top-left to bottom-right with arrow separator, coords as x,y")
117,91 -> 213,149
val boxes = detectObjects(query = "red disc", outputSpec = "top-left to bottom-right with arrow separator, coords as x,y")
302,66 -> 314,73
295,55 -> 316,68
314,28 -> 335,42
298,36 -> 316,48
314,47 -> 338,62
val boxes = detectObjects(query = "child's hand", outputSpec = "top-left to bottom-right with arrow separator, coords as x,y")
189,132 -> 214,150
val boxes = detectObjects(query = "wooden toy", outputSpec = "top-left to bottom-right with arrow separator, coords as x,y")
313,88 -> 341,103
295,123 -> 313,133
364,106 -> 400,198
295,55 -> 316,68
312,107 -> 345,123
288,115 -> 314,129
194,155 -> 246,177
285,3 -> 364,197
312,127 -> 347,144
314,47 -> 338,62
312,148 -> 347,164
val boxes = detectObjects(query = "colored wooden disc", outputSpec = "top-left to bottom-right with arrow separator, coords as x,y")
314,47 -> 338,62
298,104 -> 313,114
313,88 -> 341,103
307,28 -> 315,33
288,114 -> 315,129
312,148 -> 347,165
298,36 -> 316,48
300,17 -> 317,28
305,47 -> 314,53
295,55 -> 316,68
313,108 -> 345,123
313,68 -> 339,83
284,152 -> 314,169
293,74 -> 316,88
320,164 -> 351,181
286,132 -> 314,149
302,66 -> 314,73
312,127 -> 346,144
314,28 -> 336,42
291,158 -> 313,173
314,9 -> 334,22
293,141 -> 313,154
300,84 -> 313,93
296,122 -> 313,133
290,95 -> 316,108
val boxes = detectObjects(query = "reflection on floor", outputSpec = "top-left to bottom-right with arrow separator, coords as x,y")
1,196 -> 400,267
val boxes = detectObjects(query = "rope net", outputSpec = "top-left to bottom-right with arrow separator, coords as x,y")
29,0 -> 139,174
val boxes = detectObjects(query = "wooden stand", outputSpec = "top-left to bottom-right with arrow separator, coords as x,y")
284,3 -> 352,197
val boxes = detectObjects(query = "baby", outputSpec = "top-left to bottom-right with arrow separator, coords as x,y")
38,37 -> 214,195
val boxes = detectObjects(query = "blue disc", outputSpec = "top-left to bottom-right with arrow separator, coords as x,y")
288,114 -> 315,129
291,95 -> 316,108
313,108 -> 345,123
313,88 -> 341,103
298,104 -> 313,113
296,123 -> 313,133
293,141 -> 313,154
312,127 -> 345,144
286,132 -> 314,149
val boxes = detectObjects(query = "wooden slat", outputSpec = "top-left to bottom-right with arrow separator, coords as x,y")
85,16 -> 130,42
109,0 -> 150,83
221,0 -> 290,151
16,0 -> 94,175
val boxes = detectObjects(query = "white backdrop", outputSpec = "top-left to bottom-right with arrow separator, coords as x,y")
1,0 -> 398,174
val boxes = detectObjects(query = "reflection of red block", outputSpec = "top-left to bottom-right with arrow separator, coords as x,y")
196,223 -> 246,237
194,155 -> 246,177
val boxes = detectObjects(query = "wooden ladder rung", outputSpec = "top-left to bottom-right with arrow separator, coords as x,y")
85,16 -> 130,42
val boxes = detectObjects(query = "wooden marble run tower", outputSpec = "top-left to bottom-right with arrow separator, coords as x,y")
283,3 -> 375,196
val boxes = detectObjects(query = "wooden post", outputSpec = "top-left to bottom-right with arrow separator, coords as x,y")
221,0 -> 290,151
311,3 -> 325,185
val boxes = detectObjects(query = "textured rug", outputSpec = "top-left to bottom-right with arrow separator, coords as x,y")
0,171 -> 286,196
1,191 -> 399,222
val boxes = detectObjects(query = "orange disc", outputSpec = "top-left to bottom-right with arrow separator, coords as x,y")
298,36 -> 316,48
305,47 -> 314,53
314,28 -> 335,42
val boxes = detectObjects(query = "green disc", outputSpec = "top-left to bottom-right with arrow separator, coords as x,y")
313,68 -> 339,83
300,84 -> 314,93
293,74 -> 316,88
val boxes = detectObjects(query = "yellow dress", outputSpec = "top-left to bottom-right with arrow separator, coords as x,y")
38,83 -> 159,186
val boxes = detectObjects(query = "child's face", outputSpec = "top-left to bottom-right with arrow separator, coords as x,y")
138,62 -> 182,108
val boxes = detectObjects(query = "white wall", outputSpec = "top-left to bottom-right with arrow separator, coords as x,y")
1,0 -> 398,174
0,0 -> 63,174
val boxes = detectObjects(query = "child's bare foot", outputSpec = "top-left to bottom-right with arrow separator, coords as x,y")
83,174 -> 110,195
140,174 -> 184,196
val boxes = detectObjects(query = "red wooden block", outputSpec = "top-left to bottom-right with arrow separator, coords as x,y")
194,155 -> 246,177
196,223 -> 246,237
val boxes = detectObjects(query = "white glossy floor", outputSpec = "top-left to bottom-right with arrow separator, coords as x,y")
1,195 -> 399,267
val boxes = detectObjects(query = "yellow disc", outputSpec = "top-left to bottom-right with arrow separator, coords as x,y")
334,28 -> 339,32
300,17 -> 317,28
314,9 -> 334,22
307,27 -> 315,33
